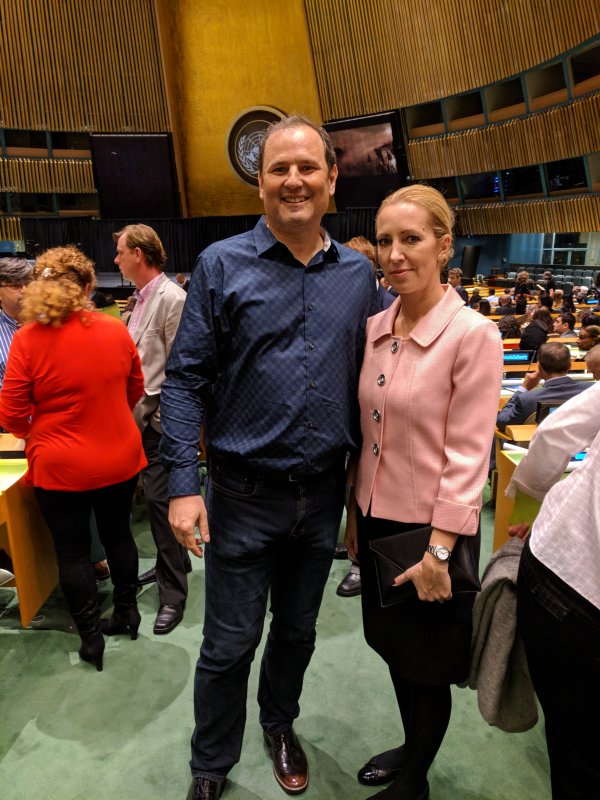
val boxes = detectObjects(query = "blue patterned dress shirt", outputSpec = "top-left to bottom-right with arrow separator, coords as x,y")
160,217 -> 379,497
0,309 -> 18,389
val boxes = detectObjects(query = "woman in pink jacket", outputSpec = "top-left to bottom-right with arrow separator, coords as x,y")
346,185 -> 503,800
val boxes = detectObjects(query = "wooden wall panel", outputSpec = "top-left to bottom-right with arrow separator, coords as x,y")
304,0 -> 600,120
0,218 -> 23,241
0,0 -> 168,132
0,158 -> 96,193
408,93 -> 600,178
456,195 -> 600,234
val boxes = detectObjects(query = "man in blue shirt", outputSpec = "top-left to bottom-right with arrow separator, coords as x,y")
161,116 -> 377,800
0,257 -> 32,389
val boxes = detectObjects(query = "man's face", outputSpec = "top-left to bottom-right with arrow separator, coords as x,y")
114,234 -> 139,283
0,283 -> 26,320
448,272 -> 460,287
258,126 -> 337,237
553,317 -> 567,335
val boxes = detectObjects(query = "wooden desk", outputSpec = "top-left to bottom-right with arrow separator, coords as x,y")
0,459 -> 58,627
494,450 -> 524,550
503,360 -> 588,373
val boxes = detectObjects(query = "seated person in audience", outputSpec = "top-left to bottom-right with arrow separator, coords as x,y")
0,257 -> 33,390
495,293 -> 514,315
514,294 -> 528,315
468,290 -> 482,308
538,294 -> 553,312
447,267 -> 468,303
478,299 -> 491,316
487,287 -> 499,307
497,342 -> 591,431
577,325 -> 600,352
514,271 -> 534,299
519,307 -> 552,354
345,236 -> 394,312
585,345 -> 600,379
580,313 -> 600,329
90,289 -> 121,319
562,293 -> 577,313
587,272 -> 600,299
497,315 -> 522,340
551,289 -> 564,310
552,312 -> 576,338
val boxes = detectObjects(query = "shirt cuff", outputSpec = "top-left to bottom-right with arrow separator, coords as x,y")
167,465 -> 202,497
515,386 -> 528,393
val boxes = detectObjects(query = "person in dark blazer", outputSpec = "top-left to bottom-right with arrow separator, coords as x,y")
497,342 -> 591,430
113,224 -> 189,635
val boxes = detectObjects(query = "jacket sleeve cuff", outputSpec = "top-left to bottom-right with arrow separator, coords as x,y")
167,465 -> 202,498
431,498 -> 480,535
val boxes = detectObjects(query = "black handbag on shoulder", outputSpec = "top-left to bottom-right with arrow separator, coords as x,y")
368,525 -> 481,607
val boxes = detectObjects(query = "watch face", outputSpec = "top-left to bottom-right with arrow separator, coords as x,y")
434,546 -> 450,561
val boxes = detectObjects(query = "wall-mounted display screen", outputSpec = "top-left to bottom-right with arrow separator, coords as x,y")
324,112 -> 407,210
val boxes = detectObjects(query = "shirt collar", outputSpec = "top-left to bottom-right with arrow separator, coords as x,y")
253,216 -> 338,263
0,309 -> 18,329
368,284 -> 466,347
134,271 -> 163,302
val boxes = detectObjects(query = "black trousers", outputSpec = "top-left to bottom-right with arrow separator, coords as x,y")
142,425 -> 191,606
518,541 -> 600,800
35,475 -> 139,632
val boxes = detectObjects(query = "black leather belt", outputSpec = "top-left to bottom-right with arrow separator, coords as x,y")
209,453 -> 344,486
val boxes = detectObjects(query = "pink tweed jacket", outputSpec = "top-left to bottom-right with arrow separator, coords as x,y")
355,285 -> 503,535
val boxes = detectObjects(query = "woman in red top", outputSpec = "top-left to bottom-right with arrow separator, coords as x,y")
0,246 -> 147,671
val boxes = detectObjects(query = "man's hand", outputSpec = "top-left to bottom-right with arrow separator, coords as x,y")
522,370 -> 541,391
393,554 -> 452,602
168,495 -> 210,558
343,486 -> 359,562
508,522 -> 531,540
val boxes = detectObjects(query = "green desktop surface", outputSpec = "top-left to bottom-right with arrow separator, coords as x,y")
0,459 -> 27,491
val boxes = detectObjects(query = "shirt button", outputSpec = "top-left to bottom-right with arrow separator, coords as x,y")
377,374 -> 386,386
391,341 -> 398,354
372,409 -> 381,422
309,342 -> 315,350
308,421 -> 315,429
308,304 -> 314,311
309,381 -> 316,389
372,443 -> 380,455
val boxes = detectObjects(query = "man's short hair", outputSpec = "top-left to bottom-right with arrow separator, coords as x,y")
499,294 -> 512,306
584,344 -> 600,371
0,257 -> 33,287
537,342 -> 571,374
581,314 -> 600,329
112,224 -> 167,270
557,312 -> 575,330
258,114 -> 336,174
448,267 -> 462,278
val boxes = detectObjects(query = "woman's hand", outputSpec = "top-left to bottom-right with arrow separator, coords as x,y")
393,555 -> 452,602
344,487 -> 359,562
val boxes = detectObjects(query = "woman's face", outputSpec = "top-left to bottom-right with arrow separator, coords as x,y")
577,329 -> 594,350
375,202 -> 450,296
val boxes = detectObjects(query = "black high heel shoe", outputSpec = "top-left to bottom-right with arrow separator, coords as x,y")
101,605 -> 141,640
79,634 -> 105,672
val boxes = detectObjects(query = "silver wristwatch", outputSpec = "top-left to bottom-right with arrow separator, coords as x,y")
426,544 -> 452,562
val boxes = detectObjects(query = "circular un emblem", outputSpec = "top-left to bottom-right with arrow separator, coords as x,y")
228,107 -> 285,186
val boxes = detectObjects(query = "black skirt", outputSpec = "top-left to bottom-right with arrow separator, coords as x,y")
358,510 -> 479,686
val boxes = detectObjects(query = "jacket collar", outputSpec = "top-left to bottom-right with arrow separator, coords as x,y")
368,284 -> 466,347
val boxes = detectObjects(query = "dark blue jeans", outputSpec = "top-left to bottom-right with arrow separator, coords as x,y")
518,541 -> 600,800
190,460 -> 345,780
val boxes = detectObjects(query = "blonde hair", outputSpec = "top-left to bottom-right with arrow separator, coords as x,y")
21,246 -> 96,327
376,184 -> 455,267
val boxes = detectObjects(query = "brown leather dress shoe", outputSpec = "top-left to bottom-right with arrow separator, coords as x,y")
263,728 -> 308,794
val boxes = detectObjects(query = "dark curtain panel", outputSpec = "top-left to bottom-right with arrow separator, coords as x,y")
21,209 -> 378,273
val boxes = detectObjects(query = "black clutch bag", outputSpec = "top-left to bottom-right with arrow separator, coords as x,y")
368,525 -> 481,607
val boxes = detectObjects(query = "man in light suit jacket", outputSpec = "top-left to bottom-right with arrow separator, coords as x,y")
497,341 -> 591,431
114,224 -> 189,634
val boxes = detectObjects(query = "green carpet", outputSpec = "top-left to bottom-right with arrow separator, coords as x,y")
0,497 -> 551,800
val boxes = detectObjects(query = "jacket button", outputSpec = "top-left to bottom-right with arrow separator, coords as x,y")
372,409 -> 381,422
372,443 -> 380,455
391,341 -> 398,354
377,373 -> 385,386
